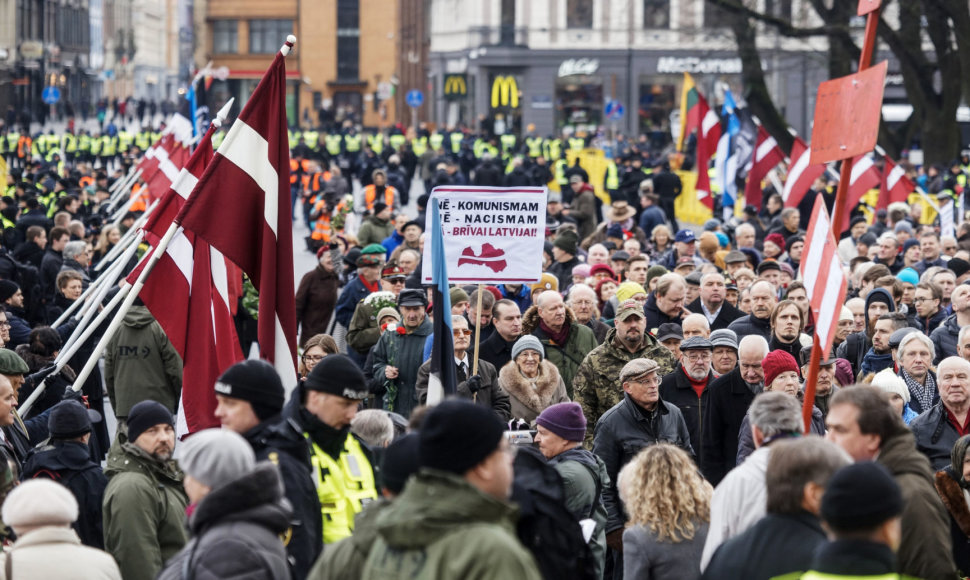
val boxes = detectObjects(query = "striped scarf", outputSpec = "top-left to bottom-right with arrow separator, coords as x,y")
901,368 -> 937,413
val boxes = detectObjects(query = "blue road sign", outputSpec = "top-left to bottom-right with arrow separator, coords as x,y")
605,99 -> 624,121
42,86 -> 61,105
406,90 -> 424,108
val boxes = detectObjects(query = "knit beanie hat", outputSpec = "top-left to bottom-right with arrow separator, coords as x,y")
450,287 -> 469,305
377,307 -> 401,324
0,280 -> 18,303
590,264 -> 616,280
419,400 -> 506,475
865,288 -> 895,312
762,350 -> 799,389
48,400 -> 92,439
304,354 -> 369,400
2,479 -> 78,528
536,403 -> 586,442
821,462 -> 903,531
764,233 -> 786,253
902,238 -> 920,254
553,229 -> 579,255
512,335 -> 544,361
572,264 -> 591,279
214,359 -> 285,421
871,367 -> 910,404
615,281 -> 647,303
645,266 -> 668,289
176,428 -> 256,490
382,433 -> 421,495
126,400 -> 174,443
834,358 -> 854,387
948,258 -> 970,279
699,232 -> 719,255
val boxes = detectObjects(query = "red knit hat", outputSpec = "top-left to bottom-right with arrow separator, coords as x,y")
762,349 -> 799,388
765,233 -> 786,253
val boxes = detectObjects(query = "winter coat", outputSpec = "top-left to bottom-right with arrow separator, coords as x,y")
244,413 -> 322,580
157,463 -> 291,580
497,283 -> 532,312
416,358 -> 511,421
102,437 -> 189,580
931,313 -> 962,365
585,318 -> 611,344
701,512 -> 826,580
571,189 -> 598,240
877,426 -> 958,580
573,327 -> 677,445
4,309 -> 30,348
309,498 -> 391,580
22,440 -> 107,549
371,317 -> 433,417
700,367 -> 757,486
687,297 -> 744,331
911,402 -> 963,471
934,466 -> 970,577
624,521 -> 708,580
479,331 -> 516,372
726,313 -> 772,341
593,394 -> 692,533
361,469 -> 543,580
295,264 -> 340,347
0,526 -> 121,579
548,255 -> 582,292
548,448 -> 610,579
104,305 -> 182,418
498,359 -> 569,425
40,248 -> 63,296
660,365 -> 713,464
15,345 -> 75,419
357,216 -> 395,247
736,404 -> 824,464
644,293 -> 684,332
334,275 -> 377,328
3,407 -> 53,465
803,539 -> 902,578
522,305 -> 598,397
347,291 -> 398,355
919,307 -> 949,335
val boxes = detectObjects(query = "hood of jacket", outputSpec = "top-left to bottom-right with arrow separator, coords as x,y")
23,440 -> 97,475
122,305 -> 156,328
549,447 -> 611,488
189,462 -> 292,536
864,288 -> 896,329
521,304 -> 577,336
104,432 -> 183,486
374,469 -> 518,549
878,426 -> 934,484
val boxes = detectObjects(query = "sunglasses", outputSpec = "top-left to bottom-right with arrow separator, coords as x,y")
452,329 -> 472,337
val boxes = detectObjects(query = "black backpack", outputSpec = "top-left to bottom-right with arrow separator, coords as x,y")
511,446 -> 598,580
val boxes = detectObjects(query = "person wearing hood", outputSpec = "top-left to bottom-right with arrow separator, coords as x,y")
361,400 -> 542,579
104,300 -> 183,420
934,434 -> 970,576
836,287 -> 895,378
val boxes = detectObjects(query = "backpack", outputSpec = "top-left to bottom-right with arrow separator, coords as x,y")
511,446 -> 598,580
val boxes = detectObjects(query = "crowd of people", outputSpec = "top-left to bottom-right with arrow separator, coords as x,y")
0,113 -> 969,579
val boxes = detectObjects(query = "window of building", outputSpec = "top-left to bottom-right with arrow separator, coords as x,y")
249,20 -> 291,54
644,0 -> 670,28
566,0 -> 593,29
212,20 -> 238,54
703,1 -> 731,28
336,0 -> 360,80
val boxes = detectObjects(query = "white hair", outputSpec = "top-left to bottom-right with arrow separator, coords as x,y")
897,331 -> 935,362
739,335 -> 770,358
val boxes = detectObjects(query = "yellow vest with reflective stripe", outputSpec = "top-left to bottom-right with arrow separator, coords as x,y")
308,433 -> 377,544
429,132 -> 444,151
411,137 -> 428,157
325,134 -> 343,156
344,134 -> 362,152
389,134 -> 406,152
799,572 -> 905,580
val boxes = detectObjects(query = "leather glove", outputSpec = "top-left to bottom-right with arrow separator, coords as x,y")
62,386 -> 84,403
22,363 -> 58,393
466,374 -> 483,394
606,529 -> 624,553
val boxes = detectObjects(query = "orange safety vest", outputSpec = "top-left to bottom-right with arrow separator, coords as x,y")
129,183 -> 149,212
289,159 -> 300,185
79,176 -> 94,188
17,136 -> 31,158
363,185 -> 396,212
311,199 -> 332,241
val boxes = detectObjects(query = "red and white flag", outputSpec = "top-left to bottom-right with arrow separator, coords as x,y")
175,45 -> 298,391
694,94 -> 721,211
841,154 -> 882,231
782,136 -> 827,208
744,125 -> 786,209
134,134 -> 176,183
879,156 -> 915,210
800,196 -> 848,359
144,142 -> 189,202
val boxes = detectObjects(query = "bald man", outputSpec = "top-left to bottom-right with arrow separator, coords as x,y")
911,356 -> 970,470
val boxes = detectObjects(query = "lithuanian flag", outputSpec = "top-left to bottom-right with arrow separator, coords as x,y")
677,72 -> 700,152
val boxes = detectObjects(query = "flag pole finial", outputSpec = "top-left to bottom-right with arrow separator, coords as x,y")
213,98 -> 234,128
281,35 -> 297,56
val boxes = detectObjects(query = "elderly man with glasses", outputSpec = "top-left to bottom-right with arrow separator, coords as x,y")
660,336 -> 716,465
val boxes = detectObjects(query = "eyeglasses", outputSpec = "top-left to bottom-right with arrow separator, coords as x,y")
302,354 -> 325,364
0,322 -> 10,329
452,329 -> 472,337
684,352 -> 713,362
517,351 -> 541,360
913,297 -> 937,304
570,300 -> 595,306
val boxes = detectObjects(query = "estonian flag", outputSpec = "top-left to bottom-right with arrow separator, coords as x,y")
426,198 -> 458,405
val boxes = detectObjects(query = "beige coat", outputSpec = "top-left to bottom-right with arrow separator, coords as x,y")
0,526 -> 121,579
498,359 -> 570,425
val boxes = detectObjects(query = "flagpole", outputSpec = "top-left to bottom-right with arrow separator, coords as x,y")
62,239 -> 140,350
95,200 -> 157,271
52,233 -> 140,329
105,168 -> 143,213
471,284 -> 484,402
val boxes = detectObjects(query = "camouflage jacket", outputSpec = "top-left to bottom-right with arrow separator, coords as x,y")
347,291 -> 398,355
573,327 -> 677,446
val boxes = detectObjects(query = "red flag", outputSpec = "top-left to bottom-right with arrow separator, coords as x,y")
134,134 -> 175,183
879,156 -> 915,210
144,142 -> 189,202
842,154 -> 882,230
175,48 -> 298,390
744,126 -> 786,209
694,96 -> 720,211
800,196 -> 847,359
782,137 -> 827,208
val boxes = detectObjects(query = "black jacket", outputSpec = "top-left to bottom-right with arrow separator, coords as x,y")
911,402 -> 961,471
931,313 -> 962,365
736,404 -> 824,464
644,293 -> 682,332
687,297 -> 744,331
39,248 -> 63,297
701,367 -> 756,485
244,413 -> 322,580
918,308 -> 949,336
592,394 -> 692,533
22,440 -> 108,549
660,365 -> 713,466
768,334 -> 802,362
479,331 -> 516,372
702,512 -> 826,580
727,313 -> 772,341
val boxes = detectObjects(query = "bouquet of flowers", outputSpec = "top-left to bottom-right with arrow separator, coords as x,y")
382,322 -> 407,411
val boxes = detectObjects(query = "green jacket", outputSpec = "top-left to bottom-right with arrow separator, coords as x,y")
572,327 -> 677,446
362,470 -> 542,580
522,306 -> 597,398
347,293 -> 396,355
357,217 -> 395,247
104,306 -> 183,418
102,435 -> 189,580
549,449 -> 610,579
308,498 -> 390,580
371,317 -> 433,417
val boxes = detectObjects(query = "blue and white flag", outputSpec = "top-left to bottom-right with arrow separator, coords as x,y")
427,198 -> 458,405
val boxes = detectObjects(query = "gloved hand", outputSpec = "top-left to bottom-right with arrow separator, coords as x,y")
606,529 -> 624,553
62,386 -> 84,403
22,363 -> 59,392
465,374 -> 483,393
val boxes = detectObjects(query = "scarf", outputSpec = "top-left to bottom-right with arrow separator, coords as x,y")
359,274 -> 379,294
539,319 -> 571,346
299,406 -> 351,459
900,368 -> 937,414
859,348 -> 894,378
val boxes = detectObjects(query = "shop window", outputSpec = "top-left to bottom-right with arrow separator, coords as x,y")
212,20 -> 237,54
337,0 -> 360,80
638,77 -> 677,150
643,0 -> 670,29
249,20 -> 292,54
556,75 -> 603,133
567,0 -> 594,29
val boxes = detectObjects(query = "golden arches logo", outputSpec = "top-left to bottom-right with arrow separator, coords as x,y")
491,75 -> 519,108
443,74 -> 467,97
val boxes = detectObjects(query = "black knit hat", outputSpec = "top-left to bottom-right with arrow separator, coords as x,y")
821,461 -> 903,532
0,280 -> 19,303
419,400 -> 505,475
214,359 -> 285,421
304,354 -> 369,400
126,400 -> 174,443
382,433 -> 421,494
48,400 -> 93,439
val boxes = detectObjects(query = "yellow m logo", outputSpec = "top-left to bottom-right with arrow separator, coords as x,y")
444,75 -> 467,97
491,75 -> 519,109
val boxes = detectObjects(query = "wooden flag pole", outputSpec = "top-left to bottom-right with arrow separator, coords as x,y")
472,284 -> 484,402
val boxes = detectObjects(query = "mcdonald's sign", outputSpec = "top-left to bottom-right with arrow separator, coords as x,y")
491,75 -> 520,109
443,74 -> 467,100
